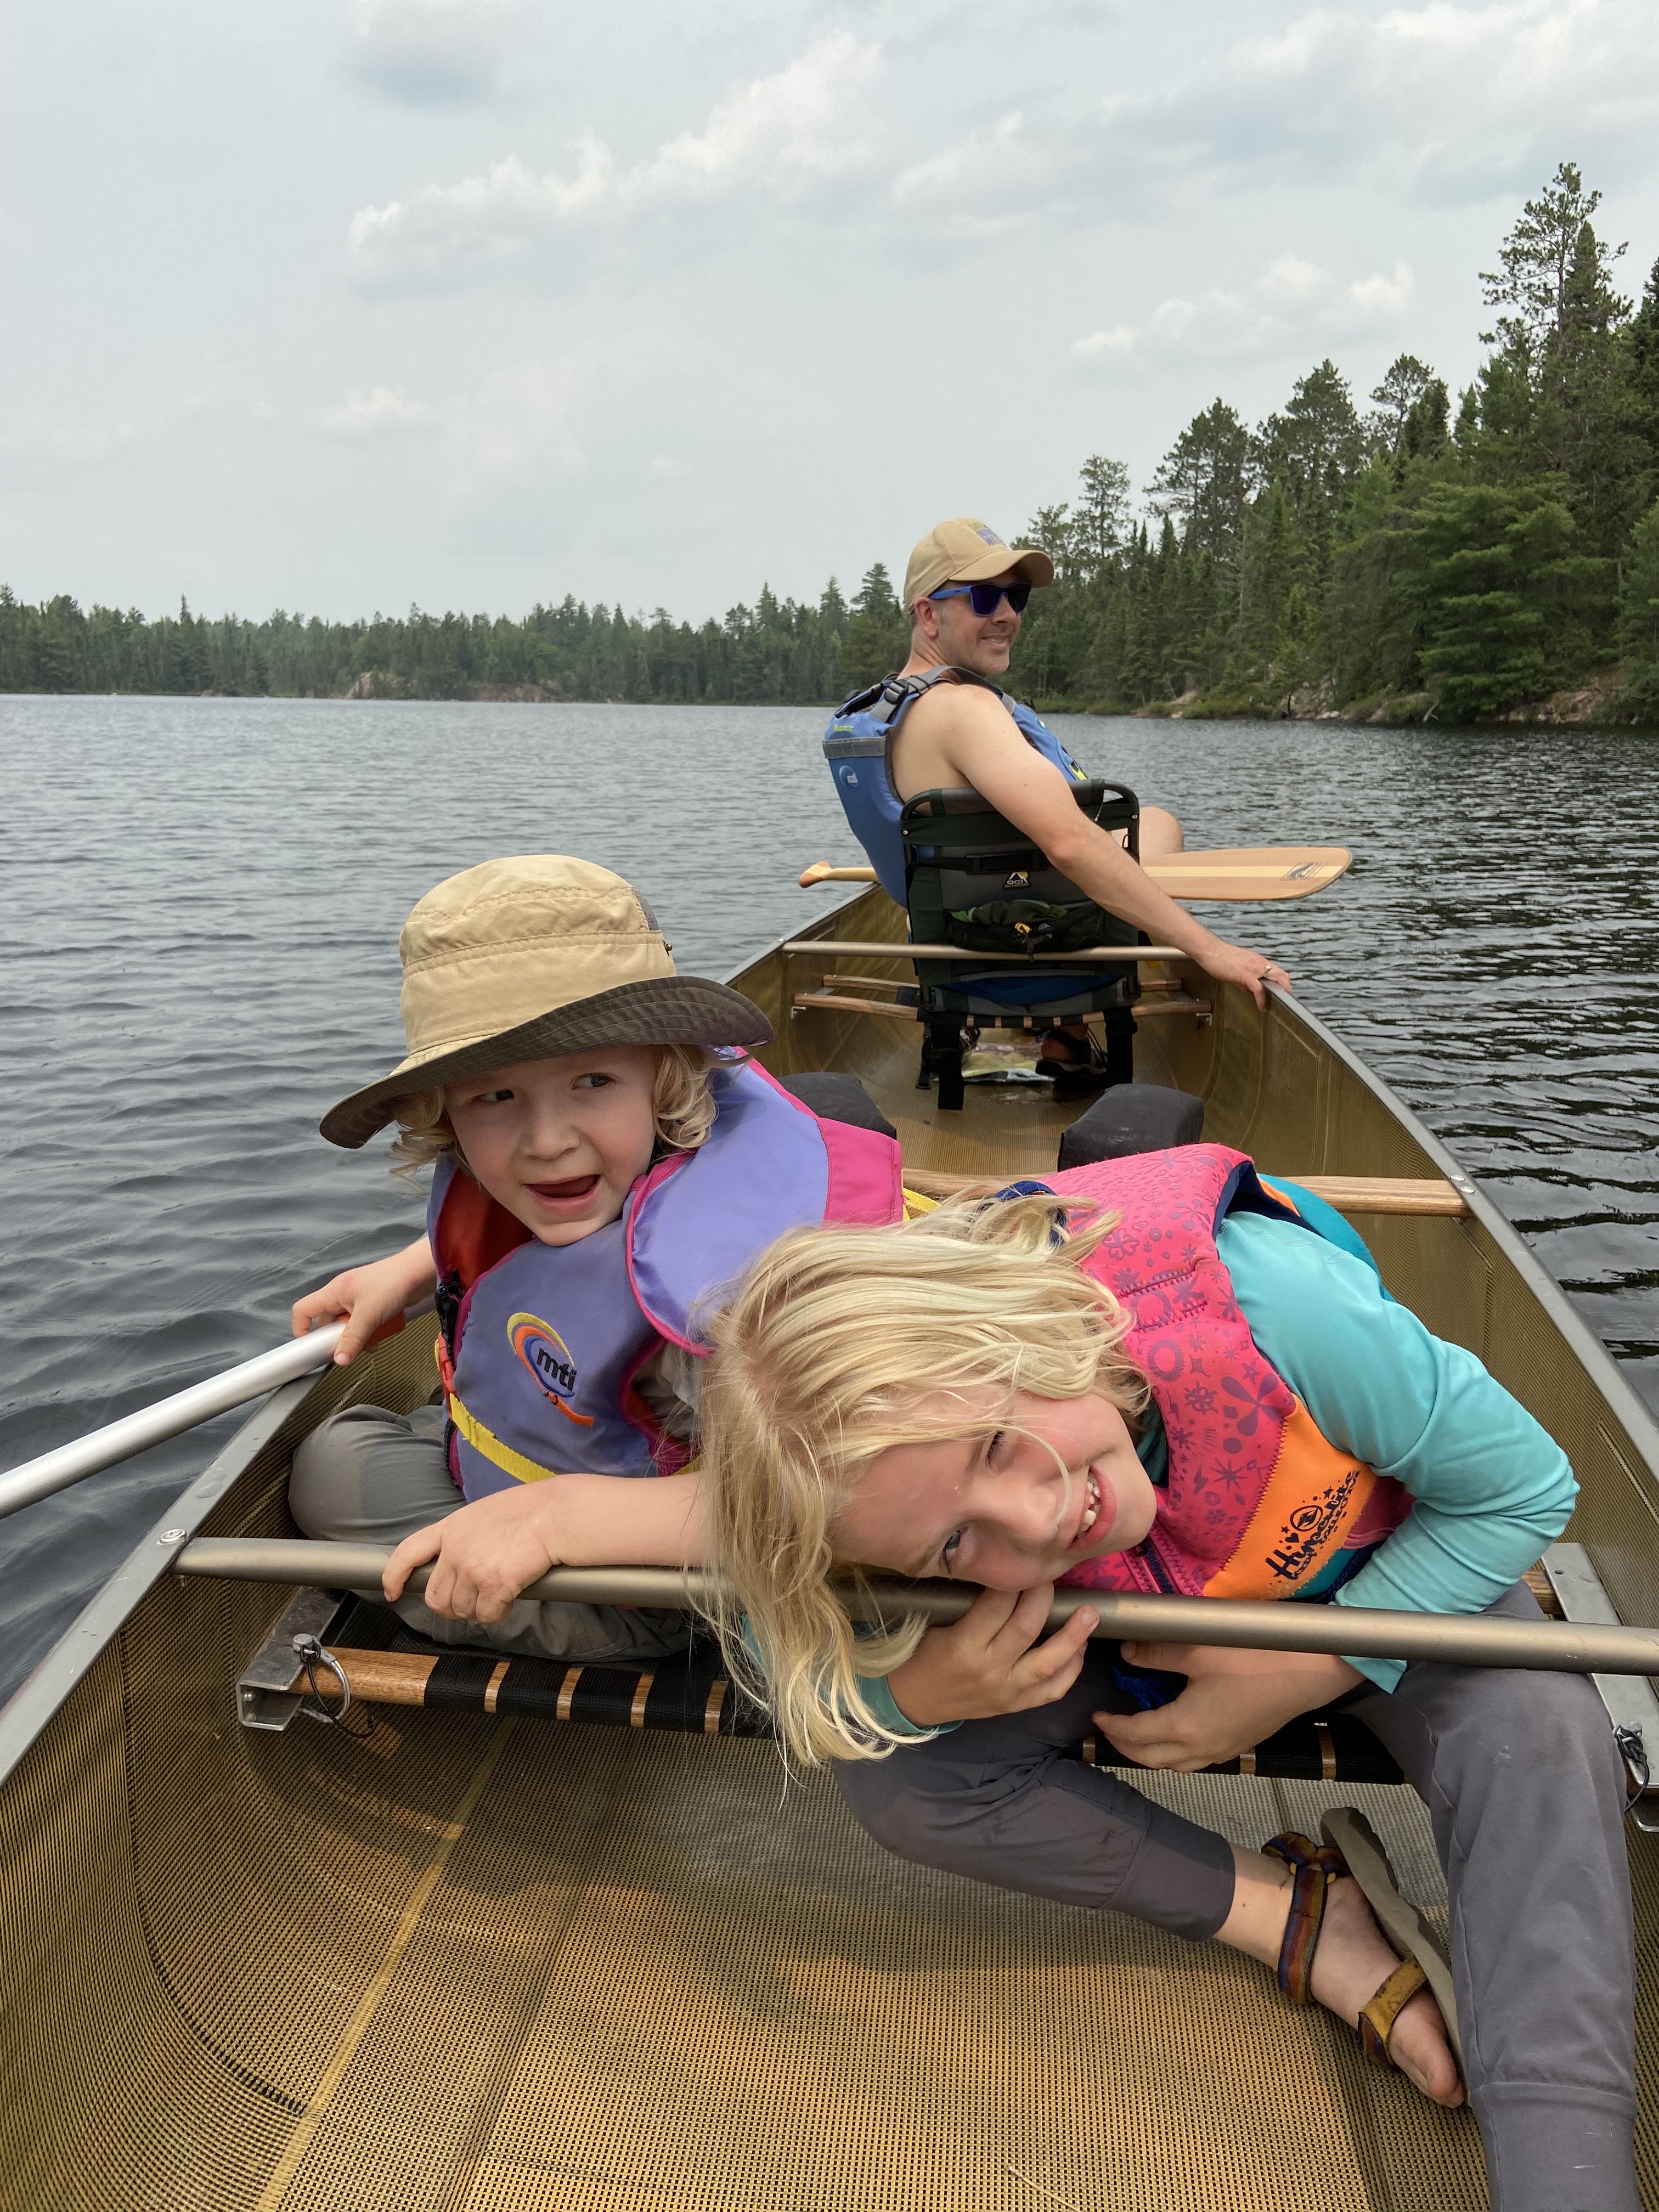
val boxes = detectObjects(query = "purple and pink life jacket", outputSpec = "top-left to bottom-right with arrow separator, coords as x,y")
1044,1145 -> 1412,1601
429,1059 -> 903,1500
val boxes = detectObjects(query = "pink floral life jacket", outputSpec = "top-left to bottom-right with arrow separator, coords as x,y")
1043,1146 -> 1410,1601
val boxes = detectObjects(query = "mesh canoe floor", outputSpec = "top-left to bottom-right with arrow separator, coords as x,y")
7,1533 -> 1659,2211
8,1628 -> 1552,2212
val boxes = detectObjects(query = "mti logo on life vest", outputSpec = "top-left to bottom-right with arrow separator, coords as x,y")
507,1312 -> 595,1426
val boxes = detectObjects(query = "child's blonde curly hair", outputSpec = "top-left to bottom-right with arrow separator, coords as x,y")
387,1042 -> 725,1178
696,1191 -> 1146,1768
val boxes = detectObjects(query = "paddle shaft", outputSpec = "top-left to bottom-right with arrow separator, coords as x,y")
0,1310 -> 430,1521
173,1541 -> 1659,1677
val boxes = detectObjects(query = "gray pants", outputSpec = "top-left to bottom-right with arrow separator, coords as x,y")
836,1583 -> 1638,2212
287,1402 -> 691,1663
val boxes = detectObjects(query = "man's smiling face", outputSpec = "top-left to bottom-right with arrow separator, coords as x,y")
921,569 -> 1024,676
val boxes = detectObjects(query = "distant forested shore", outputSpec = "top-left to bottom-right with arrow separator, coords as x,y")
5,163 -> 1659,728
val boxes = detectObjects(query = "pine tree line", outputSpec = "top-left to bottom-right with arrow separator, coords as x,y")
5,164 -> 1658,725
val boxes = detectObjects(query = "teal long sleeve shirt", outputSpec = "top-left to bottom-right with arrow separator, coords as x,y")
866,1203 -> 1576,1733
1221,1207 -> 1575,1690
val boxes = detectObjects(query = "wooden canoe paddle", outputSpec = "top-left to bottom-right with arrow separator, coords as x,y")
799,847 -> 1352,903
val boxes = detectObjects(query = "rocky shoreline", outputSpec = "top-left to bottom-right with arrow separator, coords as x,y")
1113,674 -> 1650,729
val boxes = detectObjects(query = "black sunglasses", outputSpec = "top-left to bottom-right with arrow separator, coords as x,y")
929,580 -> 1032,616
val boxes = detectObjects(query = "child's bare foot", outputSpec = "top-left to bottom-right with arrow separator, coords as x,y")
1307,1874 -> 1464,2107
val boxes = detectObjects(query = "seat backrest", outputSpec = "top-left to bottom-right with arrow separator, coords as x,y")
898,780 -> 1144,1026
900,780 -> 1141,960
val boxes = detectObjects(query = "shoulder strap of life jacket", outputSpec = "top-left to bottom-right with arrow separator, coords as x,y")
833,663 -> 1011,726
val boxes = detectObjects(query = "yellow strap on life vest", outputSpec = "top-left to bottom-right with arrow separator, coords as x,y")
901,1187 -> 940,1220
446,1390 -> 563,1485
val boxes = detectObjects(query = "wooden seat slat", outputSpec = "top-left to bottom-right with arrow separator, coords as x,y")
901,1167 -> 1471,1217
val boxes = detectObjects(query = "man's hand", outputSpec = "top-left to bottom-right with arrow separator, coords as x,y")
1191,940 -> 1293,1013
292,1236 -> 437,1365
384,1484 -> 566,1623
1094,1642 -> 1362,1773
885,1584 -> 1097,1726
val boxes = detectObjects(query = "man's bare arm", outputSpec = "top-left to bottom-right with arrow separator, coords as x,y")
900,687 -> 1290,1008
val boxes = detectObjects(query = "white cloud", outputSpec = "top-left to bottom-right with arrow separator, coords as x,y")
321,385 -> 433,437
1071,256 -> 1417,370
341,3 -> 1659,303
308,354 -> 612,499
1348,259 -> 1415,315
346,0 -> 520,108
890,0 -> 1659,230
1260,253 -> 1328,306
1115,0 -> 1659,208
348,34 -> 883,292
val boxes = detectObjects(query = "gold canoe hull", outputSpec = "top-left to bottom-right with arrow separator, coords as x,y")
2,886 -> 1656,2212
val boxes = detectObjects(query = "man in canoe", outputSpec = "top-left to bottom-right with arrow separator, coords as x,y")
287,853 -> 902,1660
825,517 -> 1290,1077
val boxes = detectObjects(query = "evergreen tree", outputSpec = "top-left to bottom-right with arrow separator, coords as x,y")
1072,455 -> 1132,582
1260,361 -> 1367,509
839,563 -> 909,692
1369,356 -> 1436,447
1148,400 -> 1256,561
1407,481 -> 1585,718
1618,496 -> 1659,684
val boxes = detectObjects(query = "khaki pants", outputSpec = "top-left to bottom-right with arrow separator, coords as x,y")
287,1401 -> 691,1663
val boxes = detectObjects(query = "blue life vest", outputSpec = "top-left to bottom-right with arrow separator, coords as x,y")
822,665 -> 1090,907
428,1060 -> 904,1500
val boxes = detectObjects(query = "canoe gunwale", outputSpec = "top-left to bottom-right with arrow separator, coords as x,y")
1261,984 -> 1659,1488
0,1374 -> 318,1794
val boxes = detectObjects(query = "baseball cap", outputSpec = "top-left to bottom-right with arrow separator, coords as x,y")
901,517 -> 1055,609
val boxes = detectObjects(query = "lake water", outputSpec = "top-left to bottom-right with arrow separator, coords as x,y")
3,695 -> 1656,1703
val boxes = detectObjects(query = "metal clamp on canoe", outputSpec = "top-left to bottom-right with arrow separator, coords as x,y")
1541,1542 -> 1659,1831
238,1588 -> 356,1731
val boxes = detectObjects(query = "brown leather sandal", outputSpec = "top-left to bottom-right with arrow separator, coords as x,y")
1262,1811 -> 1463,2078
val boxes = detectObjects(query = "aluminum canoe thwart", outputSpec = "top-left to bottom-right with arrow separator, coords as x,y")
4,877 -> 1659,2212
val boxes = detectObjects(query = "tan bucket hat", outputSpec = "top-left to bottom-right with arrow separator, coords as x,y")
901,517 -> 1054,610
320,855 -> 774,1150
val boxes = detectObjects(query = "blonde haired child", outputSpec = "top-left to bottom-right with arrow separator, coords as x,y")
695,1169 -> 1637,2212
289,853 -> 901,1662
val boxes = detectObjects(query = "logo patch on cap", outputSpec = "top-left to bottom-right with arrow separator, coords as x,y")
973,525 -> 1006,545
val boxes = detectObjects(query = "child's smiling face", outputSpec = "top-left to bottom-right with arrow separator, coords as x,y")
444,1045 -> 661,1246
836,1386 -> 1158,1589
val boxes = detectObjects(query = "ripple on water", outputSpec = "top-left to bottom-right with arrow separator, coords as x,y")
2,696 -> 1656,1702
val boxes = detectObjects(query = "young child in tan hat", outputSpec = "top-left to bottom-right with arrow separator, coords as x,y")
289,854 -> 902,1663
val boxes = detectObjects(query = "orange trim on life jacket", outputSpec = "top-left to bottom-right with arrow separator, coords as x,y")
435,1169 -> 532,1291
1200,1398 -> 1388,1601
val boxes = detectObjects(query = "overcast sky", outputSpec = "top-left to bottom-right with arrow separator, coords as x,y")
4,0 -> 1658,626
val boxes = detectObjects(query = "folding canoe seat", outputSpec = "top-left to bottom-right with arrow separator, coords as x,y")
899,778 -> 1144,1110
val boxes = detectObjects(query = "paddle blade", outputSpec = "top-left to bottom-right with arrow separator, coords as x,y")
1143,847 -> 1352,901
